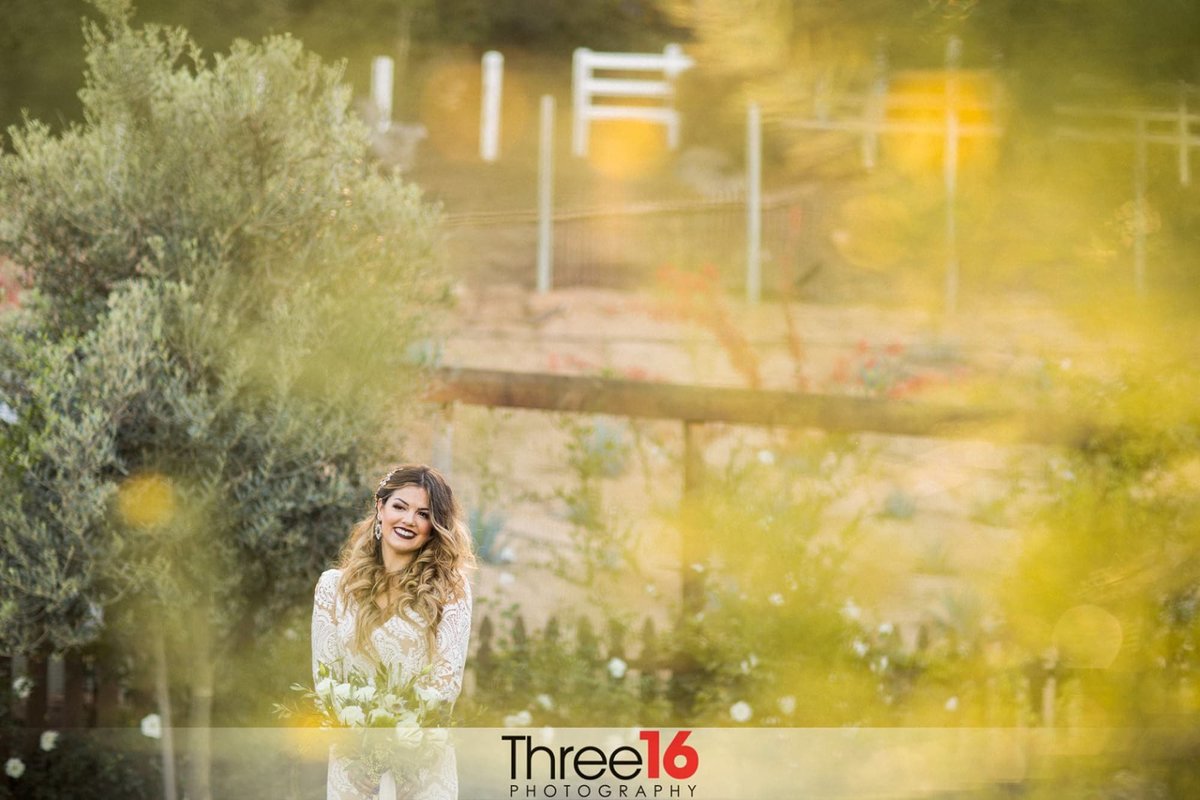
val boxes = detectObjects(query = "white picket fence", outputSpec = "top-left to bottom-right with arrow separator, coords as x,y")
571,44 -> 694,158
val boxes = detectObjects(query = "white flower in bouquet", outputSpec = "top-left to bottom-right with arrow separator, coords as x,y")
354,685 -> 377,704
333,683 -> 355,704
315,677 -> 335,699
414,684 -> 442,707
5,758 -> 25,779
140,713 -> 162,739
39,730 -> 59,752
337,705 -> 366,726
395,711 -> 423,748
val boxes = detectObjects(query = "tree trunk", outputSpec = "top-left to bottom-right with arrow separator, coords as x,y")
93,650 -> 121,727
152,623 -> 179,800
24,652 -> 48,727
62,651 -> 86,727
186,594 -> 215,800
0,656 -> 10,721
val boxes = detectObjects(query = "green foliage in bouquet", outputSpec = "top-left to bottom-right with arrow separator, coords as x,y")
280,661 -> 451,795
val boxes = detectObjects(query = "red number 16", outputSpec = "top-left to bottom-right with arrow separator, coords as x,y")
639,730 -> 699,780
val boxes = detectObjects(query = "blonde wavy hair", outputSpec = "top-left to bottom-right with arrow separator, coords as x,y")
336,464 -> 475,659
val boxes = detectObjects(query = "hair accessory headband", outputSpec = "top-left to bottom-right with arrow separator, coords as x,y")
377,467 -> 400,492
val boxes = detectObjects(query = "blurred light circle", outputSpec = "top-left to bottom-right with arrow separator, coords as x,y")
419,60 -> 482,163
587,120 -> 668,180
117,473 -> 176,529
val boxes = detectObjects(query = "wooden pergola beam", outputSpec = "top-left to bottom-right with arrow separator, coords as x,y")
427,366 -> 1082,445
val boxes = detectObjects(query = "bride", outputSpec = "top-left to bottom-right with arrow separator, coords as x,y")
312,464 -> 475,799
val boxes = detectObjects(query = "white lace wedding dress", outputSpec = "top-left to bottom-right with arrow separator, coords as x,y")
311,568 -> 473,800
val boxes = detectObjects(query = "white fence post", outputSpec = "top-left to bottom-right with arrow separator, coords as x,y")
863,41 -> 888,170
571,44 -> 694,158
480,51 -> 504,162
746,103 -> 763,304
943,36 -> 962,317
1134,117 -> 1148,295
1054,84 -> 1200,298
371,56 -> 394,134
572,48 -> 590,158
537,95 -> 556,294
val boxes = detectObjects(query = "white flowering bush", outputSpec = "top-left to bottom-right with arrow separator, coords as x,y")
0,728 -> 160,800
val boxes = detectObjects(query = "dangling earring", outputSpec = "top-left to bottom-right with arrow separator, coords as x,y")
374,518 -> 382,540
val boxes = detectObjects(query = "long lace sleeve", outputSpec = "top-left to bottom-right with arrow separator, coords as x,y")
418,578 -> 473,708
312,568 -> 344,685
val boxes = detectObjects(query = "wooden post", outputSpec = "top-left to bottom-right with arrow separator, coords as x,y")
24,653 -> 47,727
474,615 -> 494,683
61,652 -> 86,727
681,421 -> 707,613
0,657 -> 10,725
537,95 -> 555,294
431,402 -> 455,477
93,650 -> 122,727
638,618 -> 660,705
607,619 -> 627,661
670,422 -> 708,719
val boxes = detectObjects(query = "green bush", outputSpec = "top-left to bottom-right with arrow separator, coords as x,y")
0,2 -> 447,796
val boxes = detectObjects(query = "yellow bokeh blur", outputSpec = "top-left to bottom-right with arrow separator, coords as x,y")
884,70 -> 1001,176
419,59 -> 483,162
587,120 -> 669,180
1053,604 -> 1123,670
116,472 -> 176,529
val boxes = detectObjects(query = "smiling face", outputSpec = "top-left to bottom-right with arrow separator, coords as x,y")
376,484 -> 434,572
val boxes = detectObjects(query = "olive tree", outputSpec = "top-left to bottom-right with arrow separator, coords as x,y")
0,2 -> 446,797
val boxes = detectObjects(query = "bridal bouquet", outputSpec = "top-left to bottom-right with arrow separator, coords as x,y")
282,662 -> 451,796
